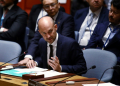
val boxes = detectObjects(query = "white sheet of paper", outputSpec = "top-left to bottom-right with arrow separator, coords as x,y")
58,0 -> 67,4
82,82 -> 118,86
14,67 -> 48,73
30,70 -> 67,78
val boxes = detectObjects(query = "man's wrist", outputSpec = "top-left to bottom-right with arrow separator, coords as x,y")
0,27 -> 4,32
24,55 -> 33,59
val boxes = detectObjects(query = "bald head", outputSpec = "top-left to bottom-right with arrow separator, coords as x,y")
38,16 -> 57,44
38,16 -> 54,30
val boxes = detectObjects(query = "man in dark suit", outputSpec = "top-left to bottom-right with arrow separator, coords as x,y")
86,0 -> 120,85
71,0 -> 89,16
74,0 -> 109,49
19,0 -> 74,63
26,16 -> 87,74
28,0 -> 65,40
0,0 -> 28,51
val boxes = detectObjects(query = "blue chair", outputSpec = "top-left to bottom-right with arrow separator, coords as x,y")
0,40 -> 21,64
74,31 -> 79,43
24,27 -> 29,50
82,49 -> 117,82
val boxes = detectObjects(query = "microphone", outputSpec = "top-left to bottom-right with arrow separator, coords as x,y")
53,65 -> 96,86
112,65 -> 120,75
0,50 -> 27,67
97,65 -> 119,86
0,50 -> 27,79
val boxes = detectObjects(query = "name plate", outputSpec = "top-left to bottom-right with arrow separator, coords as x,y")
28,79 -> 47,86
22,74 -> 44,80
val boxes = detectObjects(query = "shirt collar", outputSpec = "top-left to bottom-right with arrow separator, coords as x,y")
47,33 -> 58,46
109,22 -> 120,31
109,22 -> 120,26
52,11 -> 59,21
3,4 -> 14,11
88,7 -> 102,17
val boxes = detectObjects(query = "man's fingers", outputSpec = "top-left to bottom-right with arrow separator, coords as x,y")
26,60 -> 36,68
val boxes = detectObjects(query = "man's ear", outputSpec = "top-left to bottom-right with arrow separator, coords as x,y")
54,24 -> 58,30
58,3 -> 60,9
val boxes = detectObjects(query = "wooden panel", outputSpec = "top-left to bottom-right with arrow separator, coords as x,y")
17,0 -> 25,10
60,0 -> 71,14
25,0 -> 41,9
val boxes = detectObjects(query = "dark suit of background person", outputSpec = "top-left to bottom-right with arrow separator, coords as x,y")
35,33 -> 87,74
74,7 -> 109,32
86,21 -> 120,61
28,4 -> 65,41
27,11 -> 75,59
71,0 -> 89,16
85,21 -> 120,85
0,5 -> 28,51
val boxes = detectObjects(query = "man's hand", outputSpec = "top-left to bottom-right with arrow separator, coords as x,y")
83,48 -> 85,50
3,28 -> 8,32
48,56 -> 61,72
26,60 -> 37,68
18,58 -> 30,65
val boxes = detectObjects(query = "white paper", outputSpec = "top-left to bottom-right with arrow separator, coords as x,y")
1,65 -> 13,70
14,67 -> 48,73
82,82 -> 118,86
31,70 -> 67,78
58,0 -> 67,4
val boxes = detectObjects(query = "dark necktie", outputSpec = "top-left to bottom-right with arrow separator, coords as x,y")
48,45 -> 53,69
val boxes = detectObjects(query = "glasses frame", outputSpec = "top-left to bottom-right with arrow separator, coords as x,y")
43,3 -> 58,10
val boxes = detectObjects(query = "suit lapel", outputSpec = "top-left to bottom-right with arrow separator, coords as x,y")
101,23 -> 109,39
97,22 -> 109,47
42,41 -> 48,68
3,5 -> 17,24
105,28 -> 120,48
0,7 -> 3,25
55,11 -> 62,29
98,7 -> 107,24
56,34 -> 62,61
77,8 -> 89,31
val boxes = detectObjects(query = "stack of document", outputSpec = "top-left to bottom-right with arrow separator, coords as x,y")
1,67 -> 67,78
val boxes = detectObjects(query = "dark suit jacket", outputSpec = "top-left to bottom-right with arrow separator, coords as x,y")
28,4 -> 65,39
27,11 -> 75,58
74,7 -> 109,31
0,5 -> 28,49
86,21 -> 120,63
35,34 -> 87,74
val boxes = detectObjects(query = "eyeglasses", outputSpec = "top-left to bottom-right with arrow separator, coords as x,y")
43,3 -> 58,10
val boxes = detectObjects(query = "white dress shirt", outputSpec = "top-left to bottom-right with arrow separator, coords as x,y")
79,7 -> 102,46
102,23 -> 120,47
47,33 -> 58,62
25,12 -> 59,59
36,33 -> 58,66
35,8 -> 47,31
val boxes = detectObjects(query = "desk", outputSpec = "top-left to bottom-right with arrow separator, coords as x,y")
0,62 -> 103,86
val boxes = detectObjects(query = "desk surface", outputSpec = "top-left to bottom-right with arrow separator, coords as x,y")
0,62 -> 103,86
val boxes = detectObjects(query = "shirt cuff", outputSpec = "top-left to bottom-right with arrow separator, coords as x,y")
35,61 -> 38,66
0,27 -> 4,32
24,55 -> 33,59
60,65 -> 62,72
